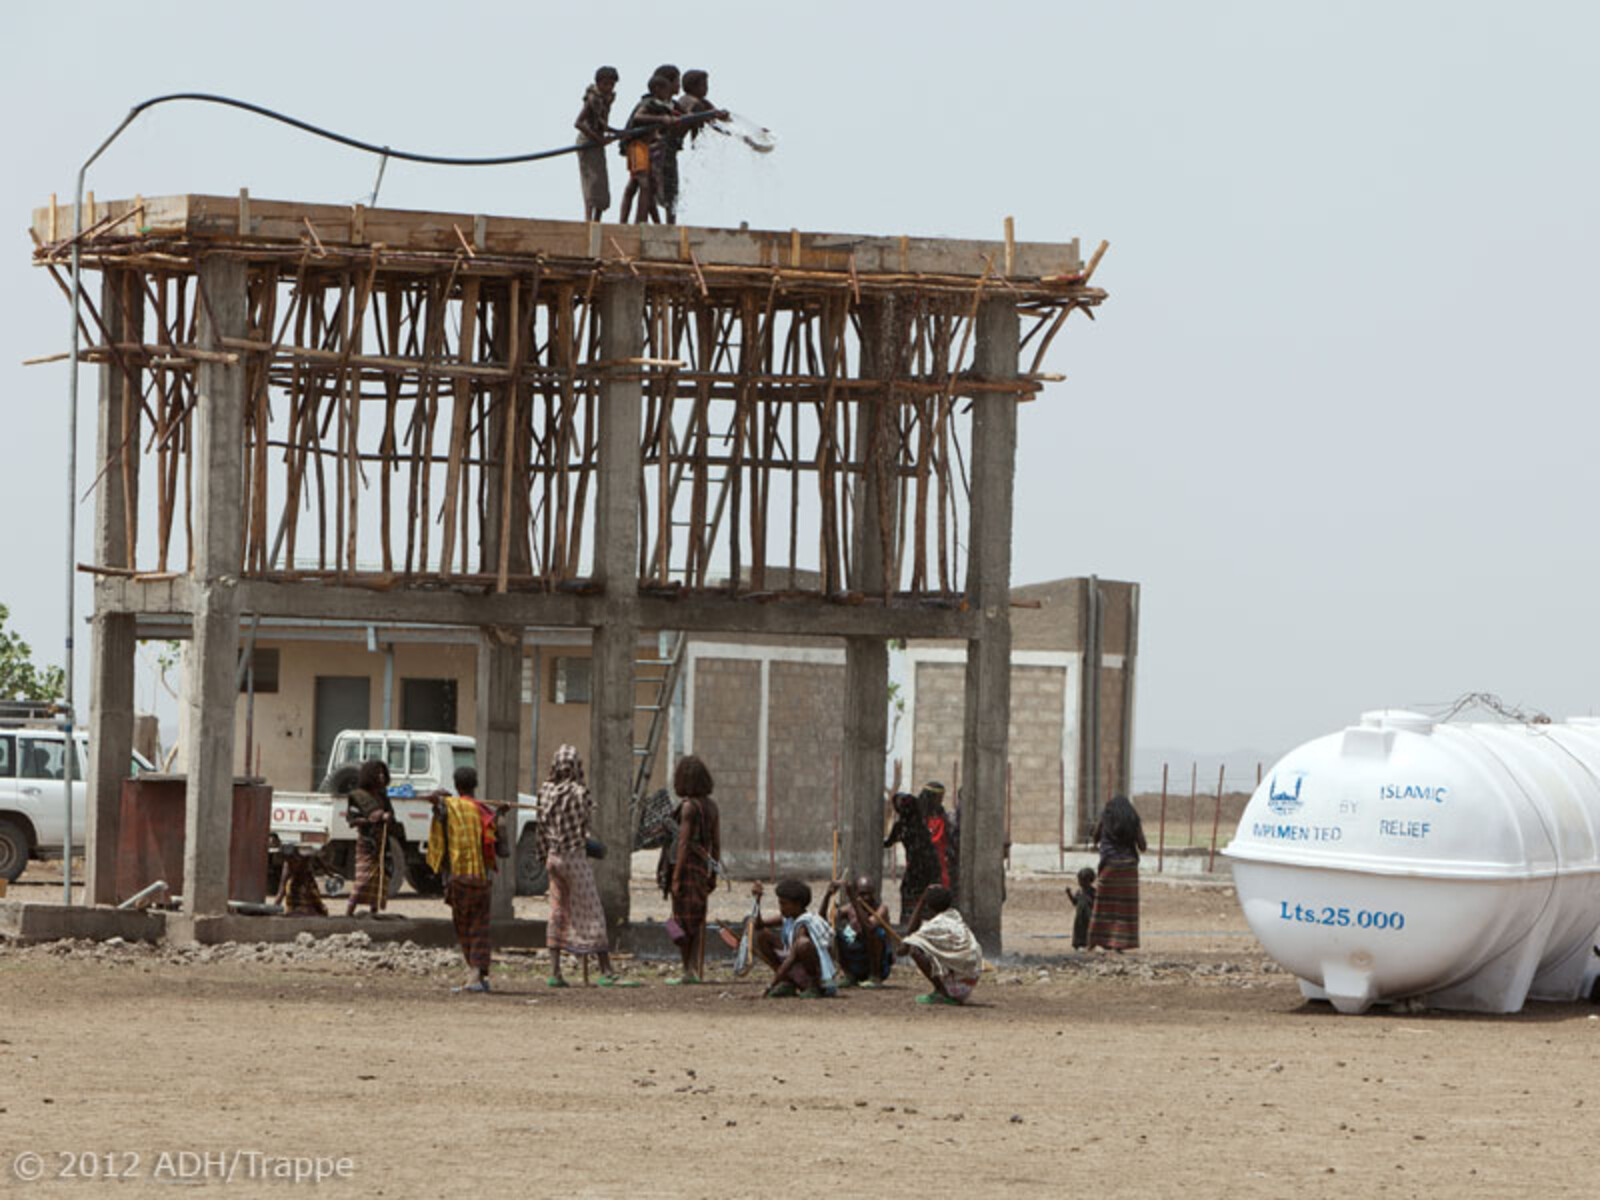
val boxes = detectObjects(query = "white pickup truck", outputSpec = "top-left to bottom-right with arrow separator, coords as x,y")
270,730 -> 548,897
0,722 -> 154,882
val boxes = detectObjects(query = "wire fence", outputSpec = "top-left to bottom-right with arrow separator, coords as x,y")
1130,762 -> 1263,872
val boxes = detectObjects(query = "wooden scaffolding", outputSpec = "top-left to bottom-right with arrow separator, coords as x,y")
32,192 -> 1107,950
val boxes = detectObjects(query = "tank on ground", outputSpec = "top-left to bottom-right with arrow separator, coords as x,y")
1225,711 -> 1600,1014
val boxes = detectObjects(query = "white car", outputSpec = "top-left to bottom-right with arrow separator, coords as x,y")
270,730 -> 547,897
0,725 -> 154,882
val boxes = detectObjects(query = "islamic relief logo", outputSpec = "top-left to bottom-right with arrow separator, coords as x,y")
1267,773 -> 1306,816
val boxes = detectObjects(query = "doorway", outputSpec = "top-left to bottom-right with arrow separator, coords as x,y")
313,676 -> 370,788
401,678 -> 457,733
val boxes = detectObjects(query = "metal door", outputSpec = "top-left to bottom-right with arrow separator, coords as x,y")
313,677 -> 370,789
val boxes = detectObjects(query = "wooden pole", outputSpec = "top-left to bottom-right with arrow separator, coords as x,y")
1208,764 -> 1225,874
1157,762 -> 1168,873
768,751 -> 777,884
832,753 -> 840,880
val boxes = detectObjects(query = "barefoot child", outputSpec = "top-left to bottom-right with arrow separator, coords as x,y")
827,874 -> 894,987
574,66 -> 620,221
750,879 -> 838,998
618,73 -> 679,224
900,886 -> 983,1006
1066,867 -> 1097,950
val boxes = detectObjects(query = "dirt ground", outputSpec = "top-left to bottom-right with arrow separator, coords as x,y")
2,874 -> 1596,1197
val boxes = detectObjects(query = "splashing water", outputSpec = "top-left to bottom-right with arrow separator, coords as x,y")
714,111 -> 777,154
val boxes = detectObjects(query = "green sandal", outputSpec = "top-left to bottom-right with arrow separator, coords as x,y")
916,991 -> 961,1006
663,975 -> 701,986
546,976 -> 570,988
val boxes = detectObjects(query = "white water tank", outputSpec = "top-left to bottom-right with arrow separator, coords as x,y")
1225,711 -> 1600,1013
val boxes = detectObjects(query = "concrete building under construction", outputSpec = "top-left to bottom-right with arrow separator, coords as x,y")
31,191 -> 1107,950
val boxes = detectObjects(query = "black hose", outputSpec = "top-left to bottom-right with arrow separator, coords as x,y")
122,91 -> 718,167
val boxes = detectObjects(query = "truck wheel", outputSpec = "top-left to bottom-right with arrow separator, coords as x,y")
407,850 -> 444,897
0,818 -> 29,882
384,836 -> 408,898
515,829 -> 548,897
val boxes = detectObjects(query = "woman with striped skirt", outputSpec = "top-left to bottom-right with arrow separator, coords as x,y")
1087,794 -> 1147,951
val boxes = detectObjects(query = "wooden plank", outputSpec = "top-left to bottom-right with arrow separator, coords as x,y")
36,194 -> 1087,281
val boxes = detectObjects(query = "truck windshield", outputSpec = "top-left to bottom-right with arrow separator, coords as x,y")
452,746 -> 476,776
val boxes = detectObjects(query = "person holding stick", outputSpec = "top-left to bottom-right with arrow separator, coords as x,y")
426,766 -> 502,994
1087,794 -> 1147,952
344,759 -> 395,917
666,755 -> 720,985
536,745 -> 625,987
826,874 -> 894,988
750,879 -> 838,998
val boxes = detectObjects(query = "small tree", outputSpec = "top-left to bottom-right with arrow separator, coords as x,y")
0,603 -> 65,702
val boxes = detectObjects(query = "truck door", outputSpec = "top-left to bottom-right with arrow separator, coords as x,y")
17,735 -> 83,851
0,733 -> 16,816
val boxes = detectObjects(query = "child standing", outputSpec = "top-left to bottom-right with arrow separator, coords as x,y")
574,66 -> 620,221
1066,867 -> 1097,950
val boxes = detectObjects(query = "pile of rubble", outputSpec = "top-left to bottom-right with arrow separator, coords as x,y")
8,931 -> 460,975
992,956 -> 1276,986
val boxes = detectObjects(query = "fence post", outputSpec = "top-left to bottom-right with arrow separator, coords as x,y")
1207,764 -> 1226,873
1157,762 -> 1168,873
768,752 -> 777,884
1188,762 -> 1198,847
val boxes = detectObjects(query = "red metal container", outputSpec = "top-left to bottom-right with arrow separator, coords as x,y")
115,775 -> 272,904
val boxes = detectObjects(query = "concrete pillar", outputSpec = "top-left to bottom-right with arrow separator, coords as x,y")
87,270 -> 142,904
477,626 -> 522,920
589,279 -> 643,932
842,297 -> 902,888
182,255 -> 247,916
957,299 -> 1019,953
86,616 -> 135,904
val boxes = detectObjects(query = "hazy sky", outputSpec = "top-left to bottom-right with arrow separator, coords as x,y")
3,1 -> 1596,764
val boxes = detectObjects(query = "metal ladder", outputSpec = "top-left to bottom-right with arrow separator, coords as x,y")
632,630 -> 686,807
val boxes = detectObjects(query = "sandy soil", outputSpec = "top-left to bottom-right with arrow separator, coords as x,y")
1,876 -> 1596,1197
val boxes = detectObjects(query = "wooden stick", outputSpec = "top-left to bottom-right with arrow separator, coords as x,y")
1082,238 -> 1110,284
